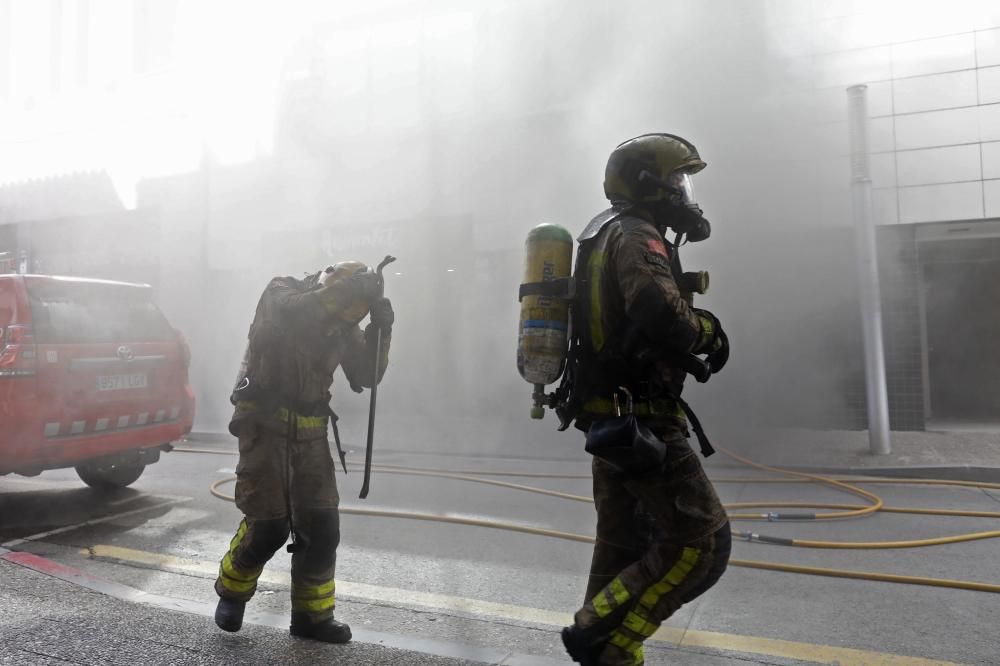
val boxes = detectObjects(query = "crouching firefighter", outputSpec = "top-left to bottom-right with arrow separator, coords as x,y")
213,260 -> 393,643
518,133 -> 731,665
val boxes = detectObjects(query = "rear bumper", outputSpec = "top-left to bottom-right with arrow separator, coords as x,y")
0,391 -> 195,476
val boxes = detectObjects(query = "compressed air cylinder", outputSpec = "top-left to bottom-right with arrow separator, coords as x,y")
516,223 -> 573,418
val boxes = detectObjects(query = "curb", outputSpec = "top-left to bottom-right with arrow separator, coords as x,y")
792,464 -> 1000,483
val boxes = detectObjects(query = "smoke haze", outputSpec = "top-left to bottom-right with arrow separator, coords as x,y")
5,0 -> 1000,457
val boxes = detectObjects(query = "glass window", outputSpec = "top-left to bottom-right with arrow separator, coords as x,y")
26,281 -> 173,344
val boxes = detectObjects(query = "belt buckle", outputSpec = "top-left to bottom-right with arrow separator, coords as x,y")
613,386 -> 634,417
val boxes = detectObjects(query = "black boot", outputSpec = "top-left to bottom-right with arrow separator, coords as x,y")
214,598 -> 246,632
561,624 -> 606,666
290,612 -> 352,644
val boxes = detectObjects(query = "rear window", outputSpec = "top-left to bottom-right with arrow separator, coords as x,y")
26,281 -> 174,344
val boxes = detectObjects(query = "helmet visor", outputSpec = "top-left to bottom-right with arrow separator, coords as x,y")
667,171 -> 697,206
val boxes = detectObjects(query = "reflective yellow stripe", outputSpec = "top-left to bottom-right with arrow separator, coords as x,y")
275,408 -> 328,430
622,609 -> 658,638
610,577 -> 630,607
228,519 -> 248,552
293,579 -> 336,599
582,398 -> 685,420
217,519 -> 264,595
292,595 -> 336,613
610,630 -> 645,662
219,561 -> 258,593
291,578 -> 337,614
637,547 -> 700,612
592,576 -> 631,618
592,590 -> 612,617
221,553 -> 258,583
587,250 -> 606,352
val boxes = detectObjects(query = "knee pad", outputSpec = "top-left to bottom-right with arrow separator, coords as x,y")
252,518 -> 292,552
243,518 -> 291,562
295,509 -> 340,573
302,509 -> 340,552
680,522 -> 731,604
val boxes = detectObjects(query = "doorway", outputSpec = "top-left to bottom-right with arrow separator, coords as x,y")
919,234 -> 1000,427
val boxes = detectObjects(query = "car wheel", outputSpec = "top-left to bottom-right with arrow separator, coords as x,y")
75,458 -> 146,490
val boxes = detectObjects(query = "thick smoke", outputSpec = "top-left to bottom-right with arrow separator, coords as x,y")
7,0 -> 1000,459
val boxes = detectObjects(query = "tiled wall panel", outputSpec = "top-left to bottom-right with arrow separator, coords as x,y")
893,70 -> 978,114
898,181 -> 984,223
895,144 -> 981,186
894,106 -> 979,150
982,142 -> 1000,179
891,33 -> 976,78
985,179 -> 1000,217
977,28 -> 1000,68
979,66 -> 1000,104
980,104 -> 1000,141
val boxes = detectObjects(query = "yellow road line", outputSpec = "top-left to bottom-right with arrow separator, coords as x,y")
85,544 -> 961,666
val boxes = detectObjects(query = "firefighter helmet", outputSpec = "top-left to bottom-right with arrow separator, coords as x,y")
603,133 -> 706,205
321,260 -> 373,325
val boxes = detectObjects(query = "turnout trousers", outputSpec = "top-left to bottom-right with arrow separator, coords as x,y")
214,422 -> 341,622
576,436 -> 731,666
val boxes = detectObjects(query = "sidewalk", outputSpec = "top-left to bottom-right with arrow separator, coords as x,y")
188,426 -> 1000,481
0,552 -> 558,666
718,427 -> 1000,481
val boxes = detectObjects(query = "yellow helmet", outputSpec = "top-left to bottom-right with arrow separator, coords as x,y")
320,260 -> 372,325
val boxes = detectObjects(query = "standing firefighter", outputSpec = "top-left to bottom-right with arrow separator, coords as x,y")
213,261 -> 393,643
557,134 -> 731,665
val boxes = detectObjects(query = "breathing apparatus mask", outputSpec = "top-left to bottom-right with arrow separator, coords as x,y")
638,169 -> 712,244
320,262 -> 374,331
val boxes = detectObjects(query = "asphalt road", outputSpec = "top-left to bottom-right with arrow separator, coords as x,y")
1,441 -> 998,665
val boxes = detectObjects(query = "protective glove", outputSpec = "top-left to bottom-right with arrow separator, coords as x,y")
369,296 -> 394,330
706,326 -> 729,374
693,309 -> 722,352
347,270 -> 381,303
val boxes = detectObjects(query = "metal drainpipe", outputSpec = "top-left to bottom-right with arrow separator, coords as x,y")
848,84 -> 892,455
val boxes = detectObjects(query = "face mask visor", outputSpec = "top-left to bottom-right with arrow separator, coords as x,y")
666,171 -> 698,207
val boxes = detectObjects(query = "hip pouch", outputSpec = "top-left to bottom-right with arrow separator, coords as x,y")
585,412 -> 666,475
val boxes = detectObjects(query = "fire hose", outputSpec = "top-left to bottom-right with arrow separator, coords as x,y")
178,445 -> 1000,594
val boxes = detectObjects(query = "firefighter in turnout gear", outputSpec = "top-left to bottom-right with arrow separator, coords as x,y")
560,134 -> 732,666
213,261 -> 393,643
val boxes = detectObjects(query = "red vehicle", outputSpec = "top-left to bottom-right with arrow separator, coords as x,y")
0,275 -> 195,489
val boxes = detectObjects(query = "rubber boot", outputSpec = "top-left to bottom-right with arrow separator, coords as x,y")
289,612 -> 352,644
561,624 -> 607,666
214,598 -> 246,632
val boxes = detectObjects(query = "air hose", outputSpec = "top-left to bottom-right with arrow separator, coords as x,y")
180,445 -> 1000,594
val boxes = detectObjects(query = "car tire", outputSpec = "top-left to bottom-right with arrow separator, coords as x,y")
75,458 -> 146,490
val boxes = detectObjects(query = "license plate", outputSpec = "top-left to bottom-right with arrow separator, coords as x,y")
96,373 -> 148,392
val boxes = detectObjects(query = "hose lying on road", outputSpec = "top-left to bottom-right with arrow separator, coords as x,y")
178,445 -> 1000,595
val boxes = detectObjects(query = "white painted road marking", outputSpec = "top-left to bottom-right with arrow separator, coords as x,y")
1,496 -> 191,549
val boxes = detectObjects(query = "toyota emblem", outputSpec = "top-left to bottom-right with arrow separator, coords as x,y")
117,345 -> 135,362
